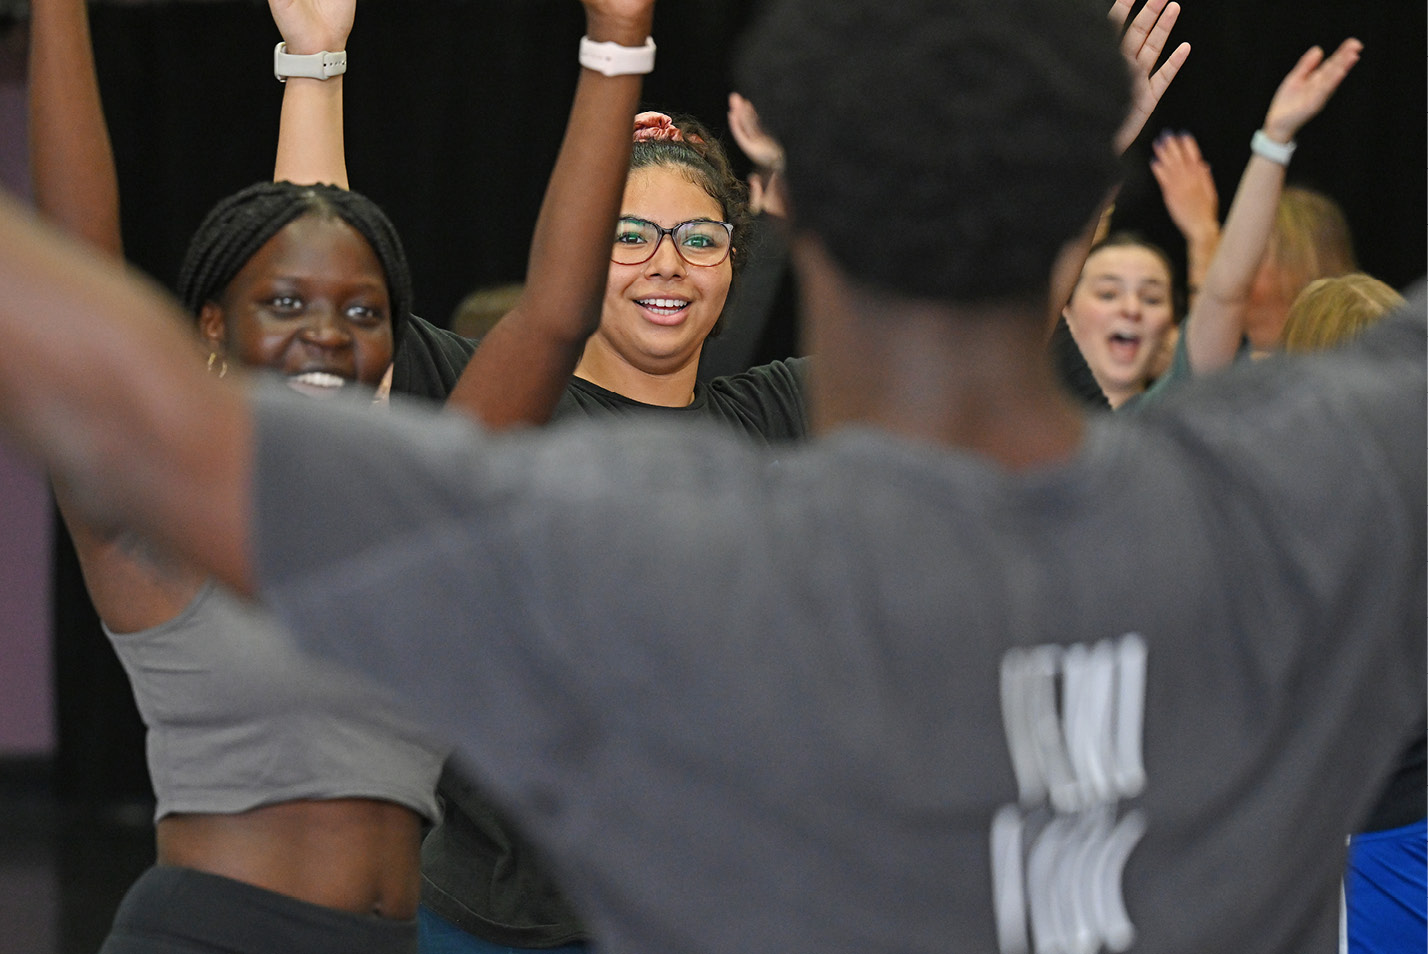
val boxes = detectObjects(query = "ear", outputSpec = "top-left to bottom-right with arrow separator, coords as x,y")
198,301 -> 227,353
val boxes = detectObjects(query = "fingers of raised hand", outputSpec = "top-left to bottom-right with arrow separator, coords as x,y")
1107,0 -> 1137,32
1122,0 -> 1175,65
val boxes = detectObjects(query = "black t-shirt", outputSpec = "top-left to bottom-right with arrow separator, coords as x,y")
555,357 -> 811,442
391,314 -> 480,403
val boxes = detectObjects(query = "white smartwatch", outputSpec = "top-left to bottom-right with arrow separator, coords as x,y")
273,42 -> 348,83
578,35 -> 656,77
1250,129 -> 1296,166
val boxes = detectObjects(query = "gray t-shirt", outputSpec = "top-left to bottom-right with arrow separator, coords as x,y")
252,311 -> 1425,954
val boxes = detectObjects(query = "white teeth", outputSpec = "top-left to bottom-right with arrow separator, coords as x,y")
637,298 -> 689,310
289,371 -> 345,389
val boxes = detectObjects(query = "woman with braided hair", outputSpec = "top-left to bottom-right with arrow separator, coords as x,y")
27,0 -> 656,948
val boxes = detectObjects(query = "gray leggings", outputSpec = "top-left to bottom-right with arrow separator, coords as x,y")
99,865 -> 417,954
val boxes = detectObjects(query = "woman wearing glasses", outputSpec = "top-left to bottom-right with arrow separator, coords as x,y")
542,111 -> 810,438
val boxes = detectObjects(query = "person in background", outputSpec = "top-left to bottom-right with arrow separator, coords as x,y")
1061,231 -> 1180,408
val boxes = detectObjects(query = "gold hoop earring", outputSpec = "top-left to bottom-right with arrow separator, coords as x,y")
206,352 -> 228,379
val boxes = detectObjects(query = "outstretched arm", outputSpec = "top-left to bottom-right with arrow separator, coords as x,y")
1149,131 -> 1220,308
445,0 -> 655,429
1182,38 -> 1361,373
27,0 -> 122,256
0,191 -> 254,593
1047,0 -> 1190,330
270,0 -> 353,186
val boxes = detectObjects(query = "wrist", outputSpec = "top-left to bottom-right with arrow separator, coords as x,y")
274,41 -> 347,83
579,35 -> 655,77
1250,129 -> 1296,166
583,12 -> 654,48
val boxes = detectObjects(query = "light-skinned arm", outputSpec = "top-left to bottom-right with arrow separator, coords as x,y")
1149,131 -> 1220,308
1046,0 -> 1190,331
270,0 -> 353,186
1182,38 -> 1361,373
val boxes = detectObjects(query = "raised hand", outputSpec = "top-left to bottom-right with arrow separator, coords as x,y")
268,0 -> 354,54
1261,39 -> 1362,144
1150,132 -> 1218,241
728,92 -> 788,217
1109,0 -> 1191,154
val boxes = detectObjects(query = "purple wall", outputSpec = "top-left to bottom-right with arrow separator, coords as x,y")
0,26 -> 55,758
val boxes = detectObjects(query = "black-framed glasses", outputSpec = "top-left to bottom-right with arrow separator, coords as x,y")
612,217 -> 734,267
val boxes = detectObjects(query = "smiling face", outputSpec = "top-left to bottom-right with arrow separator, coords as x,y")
1063,244 -> 1175,406
200,213 -> 393,398
584,165 -> 734,390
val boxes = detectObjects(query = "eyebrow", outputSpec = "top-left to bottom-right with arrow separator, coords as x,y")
617,215 -> 726,227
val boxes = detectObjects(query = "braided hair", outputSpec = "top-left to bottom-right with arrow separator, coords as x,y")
630,113 -> 751,337
176,181 -> 414,345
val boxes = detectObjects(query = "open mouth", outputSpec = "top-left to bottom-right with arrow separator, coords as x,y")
286,370 -> 348,398
636,297 -> 691,325
1107,332 -> 1141,364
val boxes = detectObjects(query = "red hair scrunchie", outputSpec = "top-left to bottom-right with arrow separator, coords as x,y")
633,111 -> 684,142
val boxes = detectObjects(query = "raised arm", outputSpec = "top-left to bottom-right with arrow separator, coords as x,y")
444,0 -> 655,429
27,0 -> 122,256
728,92 -> 788,219
0,191 -> 254,593
269,0 -> 354,187
1047,0 -> 1190,329
1149,132 -> 1220,309
1181,38 -> 1361,373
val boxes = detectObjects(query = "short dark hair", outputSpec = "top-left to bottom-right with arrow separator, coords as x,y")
734,0 -> 1130,303
176,181 -> 414,345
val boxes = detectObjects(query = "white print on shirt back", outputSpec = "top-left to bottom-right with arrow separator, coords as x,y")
991,634 -> 1148,954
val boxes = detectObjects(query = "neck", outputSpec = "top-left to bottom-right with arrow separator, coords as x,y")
573,335 -> 701,407
795,237 -> 1084,470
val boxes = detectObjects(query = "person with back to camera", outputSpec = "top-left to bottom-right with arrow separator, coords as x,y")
422,3 -> 1188,947
26,0 -> 654,947
0,2 -> 1422,954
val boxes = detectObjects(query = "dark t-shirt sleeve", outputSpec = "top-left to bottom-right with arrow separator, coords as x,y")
392,314 -> 480,403
702,356 -> 811,441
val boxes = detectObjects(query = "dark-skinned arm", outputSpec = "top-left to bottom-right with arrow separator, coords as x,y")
28,0 -> 122,256
444,0 -> 655,430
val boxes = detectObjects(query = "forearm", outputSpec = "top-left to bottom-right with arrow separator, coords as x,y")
1046,189 -> 1118,337
1182,226 -> 1220,307
1184,153 -> 1285,373
27,0 -> 122,256
447,10 -> 650,428
274,75 -> 348,187
0,192 -> 254,592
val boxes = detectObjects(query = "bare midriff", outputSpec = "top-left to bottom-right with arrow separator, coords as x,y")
155,798 -> 423,918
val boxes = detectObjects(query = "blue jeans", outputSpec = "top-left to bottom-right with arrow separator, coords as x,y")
418,906 -> 588,954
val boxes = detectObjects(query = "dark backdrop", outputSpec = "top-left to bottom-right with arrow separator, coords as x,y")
36,0 -> 1426,803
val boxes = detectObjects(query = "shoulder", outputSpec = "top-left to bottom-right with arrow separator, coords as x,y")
391,315 -> 480,402
699,357 -> 812,441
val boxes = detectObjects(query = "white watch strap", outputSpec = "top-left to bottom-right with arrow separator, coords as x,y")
1250,129 -> 1296,166
578,35 -> 656,77
273,41 -> 348,83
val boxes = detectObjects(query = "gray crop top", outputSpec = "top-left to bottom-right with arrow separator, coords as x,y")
105,582 -> 446,822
